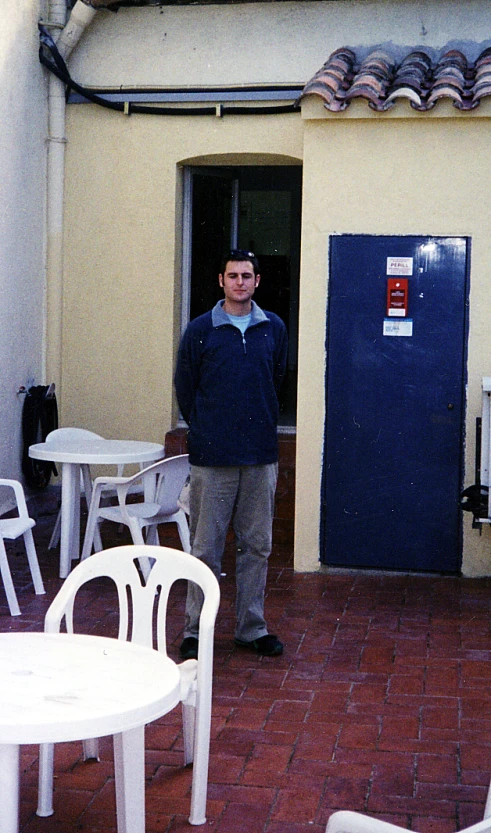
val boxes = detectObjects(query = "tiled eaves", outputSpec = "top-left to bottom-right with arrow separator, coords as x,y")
298,46 -> 491,112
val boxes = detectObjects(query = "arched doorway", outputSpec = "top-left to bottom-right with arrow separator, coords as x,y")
181,164 -> 302,427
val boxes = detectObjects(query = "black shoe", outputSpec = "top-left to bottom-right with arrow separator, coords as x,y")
234,634 -> 283,656
180,637 -> 199,660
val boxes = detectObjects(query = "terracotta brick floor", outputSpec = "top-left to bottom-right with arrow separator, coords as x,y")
3,487 -> 491,833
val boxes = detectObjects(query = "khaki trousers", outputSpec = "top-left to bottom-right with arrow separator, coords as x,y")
184,463 -> 278,642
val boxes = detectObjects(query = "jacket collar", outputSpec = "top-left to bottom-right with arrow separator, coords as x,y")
211,299 -> 268,328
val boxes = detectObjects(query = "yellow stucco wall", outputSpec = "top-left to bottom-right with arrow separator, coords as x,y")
61,104 -> 303,444
295,99 -> 491,576
61,95 -> 491,576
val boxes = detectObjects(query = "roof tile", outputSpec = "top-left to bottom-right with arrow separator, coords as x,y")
299,46 -> 491,112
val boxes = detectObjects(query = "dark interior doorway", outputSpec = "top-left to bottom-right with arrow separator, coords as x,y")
186,165 -> 301,426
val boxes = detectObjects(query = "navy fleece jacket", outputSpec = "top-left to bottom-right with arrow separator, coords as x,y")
174,300 -> 288,467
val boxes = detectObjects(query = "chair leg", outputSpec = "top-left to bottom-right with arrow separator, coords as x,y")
80,465 -> 103,551
83,738 -> 100,760
182,701 -> 196,765
145,524 -> 159,547
23,528 -> 45,595
188,686 -> 212,825
176,513 -> 191,553
0,538 -> 21,616
81,503 -> 103,561
37,743 -> 55,817
48,510 -> 61,549
485,781 -> 491,818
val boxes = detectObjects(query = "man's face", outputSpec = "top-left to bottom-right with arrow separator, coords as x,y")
219,260 -> 260,307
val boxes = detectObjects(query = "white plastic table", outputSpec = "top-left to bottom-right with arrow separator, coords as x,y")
0,631 -> 180,833
29,438 -> 165,578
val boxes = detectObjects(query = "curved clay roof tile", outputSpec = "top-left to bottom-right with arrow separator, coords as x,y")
437,49 -> 468,67
426,84 -> 466,109
345,85 -> 388,110
299,43 -> 491,112
384,87 -> 423,109
472,80 -> 491,102
350,74 -> 386,94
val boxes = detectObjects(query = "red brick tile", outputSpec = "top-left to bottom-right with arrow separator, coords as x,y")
460,744 -> 491,771
270,785 -> 321,823
146,765 -> 193,799
209,751 -> 247,784
294,727 -> 340,761
412,816 -> 459,833
320,774 -> 370,811
350,682 -> 388,705
240,743 -> 292,786
417,753 -> 458,784
207,782 -> 276,805
337,722 -> 379,750
265,823 -> 325,833
367,794 -> 456,817
359,645 -> 395,671
421,705 -> 459,730
458,801 -> 489,828
425,665 -> 460,695
226,704 -> 271,730
215,802 -> 271,832
370,758 -> 416,797
379,715 -> 419,741
388,673 -> 425,695
461,660 -> 491,680
266,700 -> 310,726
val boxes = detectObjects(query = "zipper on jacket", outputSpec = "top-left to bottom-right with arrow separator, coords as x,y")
241,333 -> 247,353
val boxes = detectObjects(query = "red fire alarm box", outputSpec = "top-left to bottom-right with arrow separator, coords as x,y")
386,278 -> 408,317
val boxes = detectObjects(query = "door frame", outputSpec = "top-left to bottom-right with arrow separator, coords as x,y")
181,167 -> 240,334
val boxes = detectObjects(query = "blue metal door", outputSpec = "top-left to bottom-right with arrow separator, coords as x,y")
321,235 -> 469,572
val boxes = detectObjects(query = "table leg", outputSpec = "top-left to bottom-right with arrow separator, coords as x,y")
59,463 -> 80,579
0,744 -> 20,833
113,726 -> 145,833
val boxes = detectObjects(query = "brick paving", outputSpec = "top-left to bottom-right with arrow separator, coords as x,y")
2,487 -> 491,833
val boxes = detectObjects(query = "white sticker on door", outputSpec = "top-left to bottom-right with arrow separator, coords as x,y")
383,319 -> 413,337
387,257 -> 413,276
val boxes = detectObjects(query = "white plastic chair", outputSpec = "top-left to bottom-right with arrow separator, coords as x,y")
0,479 -> 45,616
326,793 -> 491,833
46,428 -> 104,550
80,454 -> 191,562
37,544 -> 220,826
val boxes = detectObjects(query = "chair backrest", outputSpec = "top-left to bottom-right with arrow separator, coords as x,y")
46,428 -> 103,443
44,544 -> 220,658
0,479 -> 31,523
118,455 -> 190,514
153,455 -> 190,514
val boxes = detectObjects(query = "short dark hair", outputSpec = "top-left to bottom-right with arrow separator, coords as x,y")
220,249 -> 260,276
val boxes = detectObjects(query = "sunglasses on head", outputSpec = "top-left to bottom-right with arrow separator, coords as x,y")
227,249 -> 255,260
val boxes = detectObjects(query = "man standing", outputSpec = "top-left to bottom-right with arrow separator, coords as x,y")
174,249 -> 288,659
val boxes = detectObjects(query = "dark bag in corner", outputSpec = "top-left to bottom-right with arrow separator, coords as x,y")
21,385 -> 58,489
460,483 -> 489,518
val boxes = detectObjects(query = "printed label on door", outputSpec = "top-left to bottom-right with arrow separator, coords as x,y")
387,257 -> 413,276
383,319 -> 413,337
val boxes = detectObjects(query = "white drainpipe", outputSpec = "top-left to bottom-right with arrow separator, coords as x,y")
45,0 -> 97,391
